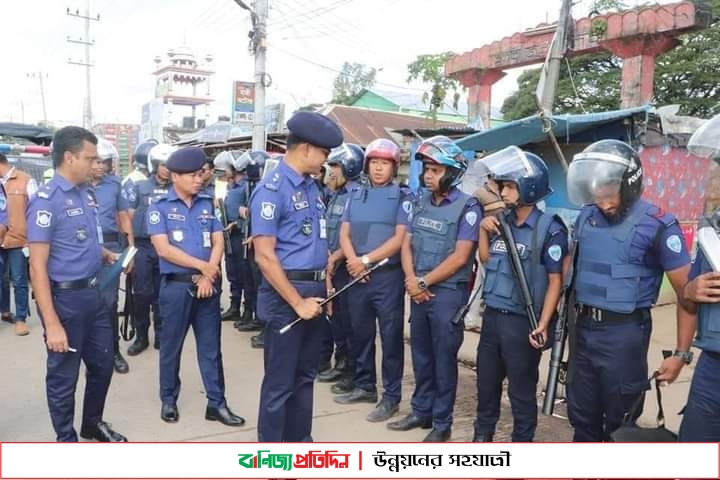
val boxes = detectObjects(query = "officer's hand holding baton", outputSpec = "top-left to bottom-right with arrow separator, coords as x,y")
280,258 -> 390,334
45,321 -> 70,353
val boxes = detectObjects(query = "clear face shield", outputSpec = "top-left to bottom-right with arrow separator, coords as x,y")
481,146 -> 533,180
459,157 -> 491,195
688,114 -> 720,160
567,153 -> 629,206
232,150 -> 251,172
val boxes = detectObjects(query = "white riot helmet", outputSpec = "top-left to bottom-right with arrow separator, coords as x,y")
96,137 -> 119,174
147,144 -> 178,174
213,150 -> 236,172
688,113 -> 720,162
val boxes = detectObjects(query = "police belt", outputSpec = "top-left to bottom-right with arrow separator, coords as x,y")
165,273 -> 199,284
102,232 -> 120,243
576,304 -> 650,323
51,275 -> 98,291
286,270 -> 326,282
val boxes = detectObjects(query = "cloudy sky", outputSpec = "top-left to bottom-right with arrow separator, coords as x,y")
0,0 -> 648,127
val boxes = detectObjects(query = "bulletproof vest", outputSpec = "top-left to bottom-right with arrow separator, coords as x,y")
575,199 -> 663,313
326,184 -> 353,252
483,209 -> 555,315
348,183 -> 402,263
695,249 -> 720,352
132,177 -> 170,239
411,190 -> 474,289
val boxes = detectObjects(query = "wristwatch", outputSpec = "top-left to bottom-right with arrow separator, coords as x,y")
673,350 -> 694,365
417,277 -> 427,290
361,255 -> 370,267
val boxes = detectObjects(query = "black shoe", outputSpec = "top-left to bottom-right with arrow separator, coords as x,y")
80,421 -> 127,442
387,413 -> 432,431
236,308 -> 253,326
250,332 -> 264,348
317,357 -> 348,383
205,405 -> 245,427
318,360 -> 332,375
334,388 -> 378,405
221,304 -> 240,321
472,431 -> 494,442
161,403 -> 179,423
366,400 -> 399,422
423,427 -> 451,442
127,335 -> 149,356
331,377 -> 354,394
113,352 -> 129,374
236,319 -> 263,332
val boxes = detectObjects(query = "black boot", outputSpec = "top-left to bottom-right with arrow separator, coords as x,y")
317,356 -> 348,383
330,375 -> 354,394
472,431 -> 494,442
250,329 -> 265,349
236,309 -> 262,332
113,351 -> 129,374
221,302 -> 241,321
127,333 -> 149,356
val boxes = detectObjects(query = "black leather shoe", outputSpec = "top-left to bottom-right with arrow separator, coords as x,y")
331,376 -> 354,394
250,331 -> 264,349
366,400 -> 399,422
205,405 -> 245,427
161,403 -> 179,423
334,388 -> 378,405
80,421 -> 127,442
237,319 -> 263,332
387,413 -> 432,431
127,335 -> 149,356
221,304 -> 240,321
317,357 -> 348,382
113,352 -> 129,374
472,431 -> 494,442
423,427 -> 451,442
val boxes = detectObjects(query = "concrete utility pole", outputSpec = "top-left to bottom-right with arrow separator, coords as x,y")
67,0 -> 100,129
27,72 -> 48,126
537,0 -> 573,116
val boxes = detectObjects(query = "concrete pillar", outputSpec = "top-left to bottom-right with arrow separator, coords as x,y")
459,68 -> 506,130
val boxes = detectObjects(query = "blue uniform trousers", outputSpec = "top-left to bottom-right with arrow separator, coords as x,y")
257,280 -> 325,442
243,249 -> 259,314
224,232 -> 245,305
158,278 -> 226,408
410,285 -> 466,431
44,285 -> 113,442
475,307 -> 541,441
132,239 -> 161,337
330,266 -> 353,363
97,240 -> 122,351
567,313 -> 651,442
679,350 -> 720,442
346,267 -> 405,405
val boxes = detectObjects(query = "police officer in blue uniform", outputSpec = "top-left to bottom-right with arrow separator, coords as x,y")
335,138 -> 410,424
124,144 -> 175,355
252,111 -> 343,442
93,138 -> 134,374
472,147 -> 567,442
147,146 -> 245,426
566,139 -> 693,442
319,143 -> 365,386
27,126 -> 126,442
388,136 -> 480,442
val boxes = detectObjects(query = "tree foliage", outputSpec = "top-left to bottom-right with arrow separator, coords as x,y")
406,52 -> 464,121
331,62 -> 377,105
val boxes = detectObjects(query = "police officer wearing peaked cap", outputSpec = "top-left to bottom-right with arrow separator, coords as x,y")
252,111 -> 343,442
27,126 -> 127,442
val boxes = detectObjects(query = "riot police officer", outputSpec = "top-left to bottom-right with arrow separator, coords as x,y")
93,138 -> 134,374
335,138 -> 410,424
122,140 -> 155,186
27,126 -> 126,442
124,144 -> 176,355
252,111 -> 343,442
388,136 -> 481,442
320,143 -> 365,387
658,114 -> 720,441
566,139 -> 693,442
472,147 -> 567,442
147,146 -> 245,426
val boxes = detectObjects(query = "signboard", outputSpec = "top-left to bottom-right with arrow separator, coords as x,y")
233,81 -> 255,114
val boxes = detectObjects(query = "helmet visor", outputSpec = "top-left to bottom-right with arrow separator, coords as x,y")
232,151 -> 252,171
415,141 -> 462,165
567,155 -> 628,206
688,114 -> 720,159
481,146 -> 532,180
261,158 -> 280,180
459,158 -> 491,195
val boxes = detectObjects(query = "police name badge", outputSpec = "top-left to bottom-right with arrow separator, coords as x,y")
36,210 -> 52,228
203,231 -> 211,248
172,230 -> 184,242
666,234 -> 683,254
319,217 -> 327,239
261,202 -> 276,220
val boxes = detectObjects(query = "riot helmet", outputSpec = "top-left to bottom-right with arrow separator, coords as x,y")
237,150 -> 271,182
415,135 -> 468,192
688,113 -> 720,163
96,137 -> 119,174
364,138 -> 400,174
147,144 -> 177,174
327,143 -> 364,181
568,139 -> 642,210
133,139 -> 158,173
482,146 -> 552,205
213,150 -> 236,172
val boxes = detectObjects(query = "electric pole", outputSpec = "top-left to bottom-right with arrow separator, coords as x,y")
67,0 -> 99,129
234,0 -> 268,151
27,72 -> 49,126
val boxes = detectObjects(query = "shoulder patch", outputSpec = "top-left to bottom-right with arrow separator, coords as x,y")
465,210 -> 478,227
548,244 -> 563,262
402,200 -> 412,214
148,211 -> 161,225
666,234 -> 683,254
35,210 -> 52,228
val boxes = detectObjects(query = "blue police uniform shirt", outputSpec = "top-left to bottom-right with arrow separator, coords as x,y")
203,181 -> 216,199
225,180 -> 248,223
689,250 -> 705,280
122,178 -> 138,207
0,185 -> 8,227
94,174 -> 129,234
580,204 -> 690,273
146,187 -> 222,275
26,174 -> 103,282
408,188 -> 482,242
341,182 -> 412,227
250,159 -> 328,271
513,207 -> 568,274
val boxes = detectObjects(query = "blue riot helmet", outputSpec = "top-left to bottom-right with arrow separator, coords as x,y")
415,135 -> 468,193
238,150 -> 271,182
688,113 -> 720,163
483,146 -> 552,205
133,139 -> 158,173
327,143 -> 364,181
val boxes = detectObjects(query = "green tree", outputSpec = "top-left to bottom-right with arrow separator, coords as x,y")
331,62 -> 377,105
406,52 -> 464,121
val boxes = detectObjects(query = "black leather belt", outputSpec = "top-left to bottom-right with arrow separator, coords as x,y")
102,232 -> 120,243
52,276 -> 98,290
165,273 -> 198,283
286,270 -> 326,282
576,304 -> 649,323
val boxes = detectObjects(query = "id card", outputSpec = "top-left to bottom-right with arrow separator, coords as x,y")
319,217 -> 327,239
203,231 -> 211,248
97,222 -> 104,245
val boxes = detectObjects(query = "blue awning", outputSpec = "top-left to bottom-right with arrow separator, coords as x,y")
456,105 -> 652,151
